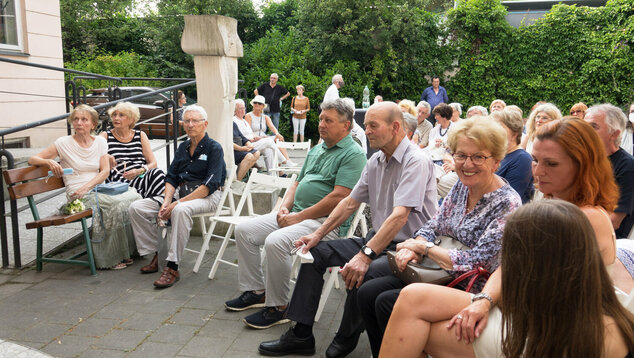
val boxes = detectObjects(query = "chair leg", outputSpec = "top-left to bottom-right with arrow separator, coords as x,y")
36,228 -> 43,272
193,220 -> 218,273
209,225 -> 235,280
81,218 -> 97,276
315,266 -> 340,322
199,215 -> 208,237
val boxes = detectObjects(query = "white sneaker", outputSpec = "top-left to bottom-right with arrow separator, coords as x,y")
285,160 -> 298,167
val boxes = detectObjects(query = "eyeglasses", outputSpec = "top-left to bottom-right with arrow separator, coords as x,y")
452,153 -> 493,165
253,102 -> 264,106
183,119 -> 204,125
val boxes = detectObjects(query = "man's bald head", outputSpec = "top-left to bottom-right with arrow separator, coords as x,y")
368,101 -> 403,126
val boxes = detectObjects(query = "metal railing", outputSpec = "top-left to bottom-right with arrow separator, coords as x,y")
0,56 -> 243,268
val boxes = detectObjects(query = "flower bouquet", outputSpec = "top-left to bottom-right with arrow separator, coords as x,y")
60,198 -> 87,215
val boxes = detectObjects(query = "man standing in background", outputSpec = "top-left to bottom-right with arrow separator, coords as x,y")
254,73 -> 290,130
419,76 -> 448,126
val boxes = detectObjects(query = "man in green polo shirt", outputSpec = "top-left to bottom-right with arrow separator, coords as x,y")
225,99 -> 367,329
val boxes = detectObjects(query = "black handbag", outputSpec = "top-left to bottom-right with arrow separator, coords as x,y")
178,180 -> 203,198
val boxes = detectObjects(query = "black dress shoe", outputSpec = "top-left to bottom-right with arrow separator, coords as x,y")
258,327 -> 315,356
325,334 -> 360,358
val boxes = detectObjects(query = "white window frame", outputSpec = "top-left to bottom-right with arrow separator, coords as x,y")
0,0 -> 24,52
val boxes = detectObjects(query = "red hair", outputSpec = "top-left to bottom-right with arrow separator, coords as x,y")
535,117 -> 618,211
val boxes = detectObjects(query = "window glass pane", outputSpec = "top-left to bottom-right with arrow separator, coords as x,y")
0,0 -> 19,46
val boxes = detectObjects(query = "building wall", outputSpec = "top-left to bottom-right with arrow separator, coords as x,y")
0,0 -> 66,147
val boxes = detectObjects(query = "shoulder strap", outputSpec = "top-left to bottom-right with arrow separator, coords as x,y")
291,97 -> 295,108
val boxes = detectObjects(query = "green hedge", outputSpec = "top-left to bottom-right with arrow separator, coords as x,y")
63,0 -> 634,141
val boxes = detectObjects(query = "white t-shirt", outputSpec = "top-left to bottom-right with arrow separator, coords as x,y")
323,84 -> 339,103
54,135 -> 108,197
425,123 -> 452,160
233,115 -> 255,141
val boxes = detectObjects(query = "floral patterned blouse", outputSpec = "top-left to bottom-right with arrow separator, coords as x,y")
414,179 -> 522,290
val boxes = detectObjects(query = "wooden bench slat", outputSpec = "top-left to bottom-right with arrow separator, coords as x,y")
25,209 -> 92,229
3,165 -> 50,184
7,177 -> 64,200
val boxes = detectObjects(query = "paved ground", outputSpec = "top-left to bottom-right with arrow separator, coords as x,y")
0,142 -> 373,357
0,233 -> 373,358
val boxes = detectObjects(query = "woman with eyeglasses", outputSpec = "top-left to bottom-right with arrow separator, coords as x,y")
570,101 -> 588,119
384,117 -> 632,358
357,117 -> 522,357
521,102 -> 562,153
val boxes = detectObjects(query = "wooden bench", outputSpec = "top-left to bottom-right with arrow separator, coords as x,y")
3,165 -> 96,275
138,123 -> 185,140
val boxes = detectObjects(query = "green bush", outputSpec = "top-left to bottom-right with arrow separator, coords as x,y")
65,50 -> 160,89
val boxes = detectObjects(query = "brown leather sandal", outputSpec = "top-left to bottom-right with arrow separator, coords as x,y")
140,253 -> 158,274
153,267 -> 180,288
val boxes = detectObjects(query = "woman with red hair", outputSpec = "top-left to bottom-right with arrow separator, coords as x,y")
379,117 -> 633,357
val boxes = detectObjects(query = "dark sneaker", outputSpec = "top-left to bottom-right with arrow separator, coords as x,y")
224,291 -> 265,311
244,307 -> 290,329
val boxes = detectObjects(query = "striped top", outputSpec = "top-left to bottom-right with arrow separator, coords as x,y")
106,130 -> 146,183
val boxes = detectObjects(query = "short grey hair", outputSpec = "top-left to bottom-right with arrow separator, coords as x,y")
416,101 -> 431,111
332,74 -> 343,84
586,103 -> 628,146
235,98 -> 245,108
467,106 -> 488,117
342,97 -> 356,112
321,98 -> 353,129
183,105 -> 208,121
449,102 -> 462,116
403,113 -> 418,135
270,73 -> 278,78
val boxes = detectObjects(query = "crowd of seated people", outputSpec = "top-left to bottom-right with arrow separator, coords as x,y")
27,94 -> 634,358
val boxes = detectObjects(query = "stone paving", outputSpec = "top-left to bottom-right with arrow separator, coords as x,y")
0,141 -> 375,357
0,234 -> 372,358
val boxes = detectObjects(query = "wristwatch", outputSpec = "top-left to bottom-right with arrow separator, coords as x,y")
471,292 -> 494,307
360,245 -> 377,260
424,241 -> 435,256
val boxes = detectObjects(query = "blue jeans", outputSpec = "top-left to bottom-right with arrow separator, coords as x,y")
270,112 -> 280,130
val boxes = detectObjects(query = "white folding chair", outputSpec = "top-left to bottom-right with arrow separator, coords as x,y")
309,202 -> 369,322
186,166 -> 237,273
208,169 -> 297,279
269,140 -> 311,175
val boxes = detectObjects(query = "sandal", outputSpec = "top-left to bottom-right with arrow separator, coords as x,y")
112,262 -> 128,270
122,258 -> 134,266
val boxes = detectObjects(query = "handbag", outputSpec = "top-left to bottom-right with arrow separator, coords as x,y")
94,182 -> 129,195
290,97 -> 296,115
387,235 -> 469,286
178,180 -> 203,198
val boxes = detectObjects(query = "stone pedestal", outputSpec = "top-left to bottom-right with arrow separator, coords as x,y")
181,15 -> 243,167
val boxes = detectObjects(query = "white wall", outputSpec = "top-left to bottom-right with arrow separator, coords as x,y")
0,0 -> 67,147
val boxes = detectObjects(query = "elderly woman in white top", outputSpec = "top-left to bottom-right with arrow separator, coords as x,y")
233,98 -> 296,172
28,104 -> 141,270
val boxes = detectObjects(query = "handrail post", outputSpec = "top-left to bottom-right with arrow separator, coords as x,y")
0,149 -> 16,267
65,80 -> 77,135
163,99 -> 176,167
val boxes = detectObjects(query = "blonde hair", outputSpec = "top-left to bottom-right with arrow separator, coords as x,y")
398,99 -> 417,117
296,84 -> 305,92
490,99 -> 506,111
68,104 -> 99,132
526,103 -> 562,141
107,102 -> 140,129
447,116 -> 508,161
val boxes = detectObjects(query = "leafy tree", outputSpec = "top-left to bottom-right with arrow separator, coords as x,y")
60,0 -> 142,62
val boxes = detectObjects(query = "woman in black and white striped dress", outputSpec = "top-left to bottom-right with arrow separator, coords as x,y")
100,102 -> 165,199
